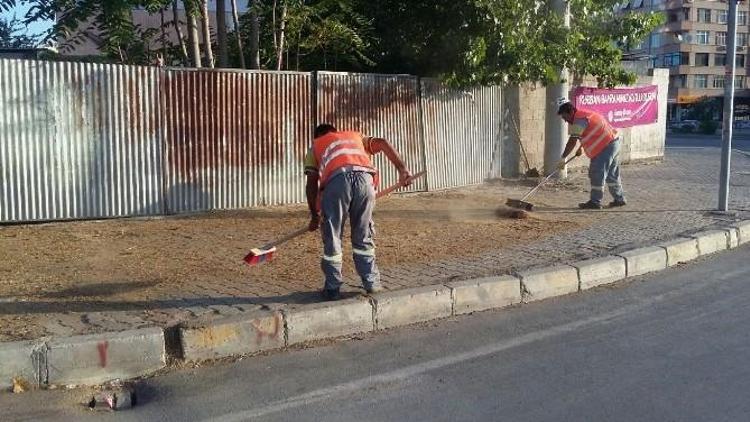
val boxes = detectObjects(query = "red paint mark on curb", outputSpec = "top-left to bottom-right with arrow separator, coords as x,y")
97,341 -> 109,368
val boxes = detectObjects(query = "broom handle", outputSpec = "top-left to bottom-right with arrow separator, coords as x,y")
519,156 -> 576,202
262,171 -> 426,249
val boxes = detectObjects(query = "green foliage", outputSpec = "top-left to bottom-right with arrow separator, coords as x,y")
698,119 -> 719,134
445,0 -> 664,88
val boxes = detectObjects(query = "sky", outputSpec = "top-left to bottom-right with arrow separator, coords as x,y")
1,4 -> 54,41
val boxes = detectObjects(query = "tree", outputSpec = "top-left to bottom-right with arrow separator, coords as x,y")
229,0 -> 244,67
444,0 -> 664,88
0,15 -> 39,48
215,0 -> 228,67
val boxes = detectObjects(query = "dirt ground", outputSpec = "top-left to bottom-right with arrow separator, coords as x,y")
0,184 -> 584,340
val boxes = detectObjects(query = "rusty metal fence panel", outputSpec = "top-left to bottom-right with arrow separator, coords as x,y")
0,59 -> 163,222
316,72 -> 426,193
420,79 -> 502,190
162,69 -> 312,212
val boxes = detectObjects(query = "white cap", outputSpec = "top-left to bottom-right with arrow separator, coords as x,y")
555,97 -> 570,108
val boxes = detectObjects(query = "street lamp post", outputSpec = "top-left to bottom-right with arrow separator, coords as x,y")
719,0 -> 739,211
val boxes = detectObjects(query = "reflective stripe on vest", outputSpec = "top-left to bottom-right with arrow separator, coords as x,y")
313,131 -> 376,187
576,109 -> 617,158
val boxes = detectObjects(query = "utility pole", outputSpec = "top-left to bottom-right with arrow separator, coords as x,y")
719,0 -> 739,211
545,0 -> 571,178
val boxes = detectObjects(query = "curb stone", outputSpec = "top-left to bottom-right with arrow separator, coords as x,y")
0,340 -> 46,390
690,230 -> 730,255
517,265 -> 579,302
373,285 -> 453,330
617,246 -> 668,277
284,297 -> 374,345
179,310 -> 285,361
658,237 -> 700,266
46,328 -> 165,386
447,275 -> 522,315
572,256 -> 627,290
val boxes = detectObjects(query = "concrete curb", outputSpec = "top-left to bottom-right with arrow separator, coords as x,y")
572,256 -> 627,290
373,285 -> 453,330
447,275 -> 522,315
517,265 -> 579,302
2,219 -> 749,389
179,311 -> 285,361
46,328 -> 166,386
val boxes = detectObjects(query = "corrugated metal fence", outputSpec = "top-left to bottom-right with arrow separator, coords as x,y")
0,59 -> 502,223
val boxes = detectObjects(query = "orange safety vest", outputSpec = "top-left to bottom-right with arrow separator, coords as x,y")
574,109 -> 618,159
312,131 -> 377,188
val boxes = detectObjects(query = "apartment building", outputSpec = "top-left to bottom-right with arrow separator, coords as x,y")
625,0 -> 750,122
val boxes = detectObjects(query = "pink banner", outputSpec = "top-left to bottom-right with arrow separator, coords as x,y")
572,85 -> 659,128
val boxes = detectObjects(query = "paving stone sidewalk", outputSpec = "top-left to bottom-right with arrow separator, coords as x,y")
4,148 -> 750,341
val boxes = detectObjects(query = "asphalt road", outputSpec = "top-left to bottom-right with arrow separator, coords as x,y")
3,246 -> 750,422
667,132 -> 750,152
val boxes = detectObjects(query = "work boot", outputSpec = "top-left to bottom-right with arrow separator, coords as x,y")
608,199 -> 627,208
365,285 -> 383,294
578,201 -> 603,210
320,288 -> 341,301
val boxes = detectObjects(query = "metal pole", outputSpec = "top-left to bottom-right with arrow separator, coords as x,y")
719,0 -> 738,211
544,0 -> 570,179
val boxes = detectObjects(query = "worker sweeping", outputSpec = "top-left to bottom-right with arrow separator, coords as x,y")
556,97 -> 627,210
304,124 -> 412,301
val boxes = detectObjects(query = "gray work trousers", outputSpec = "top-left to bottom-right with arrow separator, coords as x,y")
589,137 -> 626,204
320,171 -> 380,291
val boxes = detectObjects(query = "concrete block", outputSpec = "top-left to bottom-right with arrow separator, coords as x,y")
517,265 -> 579,302
46,328 -> 165,386
0,340 -> 46,390
448,275 -> 521,315
691,230 -> 729,256
180,310 -> 285,361
573,256 -> 627,290
659,238 -> 699,267
374,285 -> 453,330
727,227 -> 740,249
285,298 -> 373,345
731,220 -> 750,245
617,246 -> 668,277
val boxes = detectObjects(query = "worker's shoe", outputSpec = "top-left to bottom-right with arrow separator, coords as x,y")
608,199 -> 627,208
320,288 -> 341,301
365,285 -> 383,294
578,201 -> 603,210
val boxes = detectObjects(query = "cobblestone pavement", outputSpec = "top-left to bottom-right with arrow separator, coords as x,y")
4,148 -> 750,341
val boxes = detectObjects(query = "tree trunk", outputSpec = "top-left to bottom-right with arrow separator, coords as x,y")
275,1 -> 287,70
201,0 -> 215,68
172,0 -> 189,65
186,1 -> 202,67
216,0 -> 228,67
249,0 -> 260,69
230,0 -> 245,68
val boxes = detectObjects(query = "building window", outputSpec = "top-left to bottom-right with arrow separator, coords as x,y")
718,10 -> 728,24
671,75 -> 688,88
683,7 -> 690,21
697,31 -> 710,45
696,53 -> 710,66
736,76 -> 745,88
740,11 -> 748,26
694,75 -> 708,88
717,32 -> 727,46
714,76 -> 725,89
737,54 -> 746,67
650,56 -> 658,68
650,33 -> 662,48
663,52 -> 682,67
716,53 -> 727,66
697,8 -> 711,23
669,13 -> 678,23
739,33 -> 749,47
